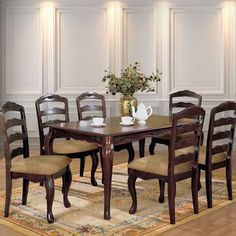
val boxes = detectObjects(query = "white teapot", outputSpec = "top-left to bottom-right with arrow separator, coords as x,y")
132,103 -> 153,124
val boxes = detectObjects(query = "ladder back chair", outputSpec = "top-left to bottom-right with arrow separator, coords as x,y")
76,92 -> 135,169
198,101 -> 236,208
149,90 -> 203,155
35,93 -> 99,186
0,102 -> 72,223
128,106 -> 205,224
77,92 -> 106,120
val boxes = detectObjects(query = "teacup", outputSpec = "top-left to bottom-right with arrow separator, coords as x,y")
121,116 -> 135,124
93,117 -> 104,125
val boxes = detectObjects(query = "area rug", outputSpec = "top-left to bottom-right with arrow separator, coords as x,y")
0,163 -> 235,236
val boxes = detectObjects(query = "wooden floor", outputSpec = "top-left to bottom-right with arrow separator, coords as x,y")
0,147 -> 235,235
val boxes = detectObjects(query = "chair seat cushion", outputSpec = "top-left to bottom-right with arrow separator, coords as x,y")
11,155 -> 71,175
152,134 -> 170,145
53,139 -> 98,154
128,153 -> 192,176
176,146 -> 227,165
198,146 -> 227,165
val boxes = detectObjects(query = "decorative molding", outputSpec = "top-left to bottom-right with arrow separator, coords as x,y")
0,0 -> 235,142
120,6 -> 158,95
169,6 -> 224,95
5,6 -> 42,95
55,6 -> 110,94
122,7 -> 155,70
228,2 -> 236,98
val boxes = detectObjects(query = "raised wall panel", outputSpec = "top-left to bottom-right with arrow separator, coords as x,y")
170,7 -> 224,94
122,7 -> 155,75
0,0 -> 235,144
56,7 -> 109,94
5,7 -> 42,95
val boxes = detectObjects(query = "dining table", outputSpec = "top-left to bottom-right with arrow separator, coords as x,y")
45,115 -> 187,220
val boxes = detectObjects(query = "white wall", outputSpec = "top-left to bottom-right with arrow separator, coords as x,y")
0,0 -> 235,142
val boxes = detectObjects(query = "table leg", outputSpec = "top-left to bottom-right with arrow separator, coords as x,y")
139,138 -> 145,157
102,136 -> 114,220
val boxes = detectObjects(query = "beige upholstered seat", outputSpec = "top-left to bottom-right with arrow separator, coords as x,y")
76,92 -> 135,166
128,153 -> 193,176
11,155 -> 71,175
149,90 -> 202,155
198,146 -> 227,165
76,92 -> 135,161
0,102 -> 72,223
53,139 -> 98,154
128,106 -> 205,224
35,93 -> 99,186
197,101 -> 236,208
176,146 -> 227,165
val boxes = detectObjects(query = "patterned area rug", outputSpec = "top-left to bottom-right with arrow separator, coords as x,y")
0,163 -> 235,236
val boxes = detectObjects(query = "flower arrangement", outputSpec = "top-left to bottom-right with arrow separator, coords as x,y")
102,62 -> 161,96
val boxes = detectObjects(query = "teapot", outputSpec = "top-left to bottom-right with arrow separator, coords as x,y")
132,103 -> 153,124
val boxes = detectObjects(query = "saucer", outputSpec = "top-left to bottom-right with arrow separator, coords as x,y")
91,123 -> 106,127
120,122 -> 134,126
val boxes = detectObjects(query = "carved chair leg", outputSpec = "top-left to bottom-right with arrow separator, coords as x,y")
139,139 -> 145,158
192,168 -> 199,214
4,176 -> 12,217
128,169 -> 137,214
22,178 -> 29,205
159,180 -> 165,203
168,181 -> 176,224
198,168 -> 202,191
99,148 -> 104,184
45,176 -> 55,223
127,143 -> 135,163
226,159 -> 233,200
149,140 -> 156,155
205,169 -> 212,208
90,152 -> 99,186
79,157 -> 85,177
62,167 -> 72,208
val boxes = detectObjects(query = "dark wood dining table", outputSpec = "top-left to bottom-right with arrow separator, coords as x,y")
45,115 -> 177,220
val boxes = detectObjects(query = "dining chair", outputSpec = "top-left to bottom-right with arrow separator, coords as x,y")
198,101 -> 236,208
35,93 -> 99,186
149,90 -> 203,155
77,92 -> 106,120
128,106 -> 205,224
0,102 -> 72,223
76,92 -> 135,168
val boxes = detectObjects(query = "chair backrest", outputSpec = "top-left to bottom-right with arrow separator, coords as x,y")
206,101 -> 236,165
169,106 -> 205,177
169,90 -> 202,116
76,92 -> 106,120
35,94 -> 69,155
0,102 -> 29,173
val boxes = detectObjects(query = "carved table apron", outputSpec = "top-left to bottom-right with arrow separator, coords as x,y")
45,115 -> 174,220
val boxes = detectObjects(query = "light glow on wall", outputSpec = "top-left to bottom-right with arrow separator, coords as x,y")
107,1 -> 121,71
41,1 -> 55,46
223,1 -> 235,20
41,1 -> 54,29
41,1 -> 55,88
222,1 -> 235,44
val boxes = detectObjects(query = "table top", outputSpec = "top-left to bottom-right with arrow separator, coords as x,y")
47,115 -> 194,137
